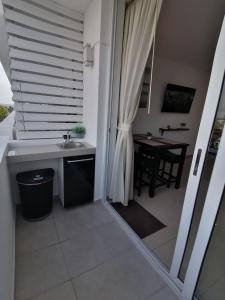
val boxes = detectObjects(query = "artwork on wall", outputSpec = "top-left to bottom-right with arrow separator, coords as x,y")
139,67 -> 151,108
161,84 -> 196,113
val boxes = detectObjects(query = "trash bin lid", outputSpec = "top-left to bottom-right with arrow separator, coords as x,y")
16,168 -> 54,185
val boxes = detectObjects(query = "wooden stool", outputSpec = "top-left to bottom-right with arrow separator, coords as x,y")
135,148 -> 157,196
160,150 -> 182,188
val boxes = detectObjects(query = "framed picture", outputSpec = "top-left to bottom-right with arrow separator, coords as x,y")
139,67 -> 150,108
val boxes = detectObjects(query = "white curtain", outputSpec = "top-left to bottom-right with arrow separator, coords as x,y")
109,0 -> 162,206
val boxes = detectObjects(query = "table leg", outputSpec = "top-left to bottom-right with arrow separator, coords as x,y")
175,146 -> 188,189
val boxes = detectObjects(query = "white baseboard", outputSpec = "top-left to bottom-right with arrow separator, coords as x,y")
102,200 -> 183,299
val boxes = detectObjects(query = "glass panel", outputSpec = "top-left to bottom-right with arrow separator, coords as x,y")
195,188 -> 225,299
179,76 -> 225,281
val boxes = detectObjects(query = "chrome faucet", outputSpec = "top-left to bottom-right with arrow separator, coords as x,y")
63,131 -> 71,144
66,130 -> 71,142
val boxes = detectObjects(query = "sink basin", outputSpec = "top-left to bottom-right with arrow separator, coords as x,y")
57,142 -> 84,149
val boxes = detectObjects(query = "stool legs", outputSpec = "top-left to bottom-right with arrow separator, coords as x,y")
161,160 -> 165,177
149,155 -> 160,198
137,163 -> 143,196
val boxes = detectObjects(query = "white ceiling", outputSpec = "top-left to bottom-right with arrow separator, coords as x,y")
52,0 -> 92,13
156,0 -> 225,72
52,0 -> 225,72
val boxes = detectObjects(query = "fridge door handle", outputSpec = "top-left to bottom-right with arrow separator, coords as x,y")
66,158 -> 94,164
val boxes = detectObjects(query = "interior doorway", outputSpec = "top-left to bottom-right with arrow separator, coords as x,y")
106,0 -> 225,298
130,0 -> 225,273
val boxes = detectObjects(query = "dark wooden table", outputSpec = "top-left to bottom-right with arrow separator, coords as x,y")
133,134 -> 189,197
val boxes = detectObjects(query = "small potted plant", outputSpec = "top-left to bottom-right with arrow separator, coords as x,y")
72,125 -> 86,138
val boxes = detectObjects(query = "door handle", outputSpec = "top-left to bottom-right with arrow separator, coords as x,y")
193,149 -> 202,176
67,158 -> 94,163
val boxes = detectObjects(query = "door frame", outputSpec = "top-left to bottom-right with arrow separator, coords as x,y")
106,0 -> 126,195
170,16 -> 225,289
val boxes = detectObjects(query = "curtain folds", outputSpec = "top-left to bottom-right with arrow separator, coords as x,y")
109,0 -> 162,206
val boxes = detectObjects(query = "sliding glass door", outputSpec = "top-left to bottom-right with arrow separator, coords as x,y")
169,17 -> 225,295
178,75 -> 225,282
193,188 -> 225,299
181,86 -> 225,299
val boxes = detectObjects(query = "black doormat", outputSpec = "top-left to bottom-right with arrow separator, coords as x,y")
111,200 -> 166,239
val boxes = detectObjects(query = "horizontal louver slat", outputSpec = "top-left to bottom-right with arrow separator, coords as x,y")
10,60 -> 83,81
3,0 -> 84,31
12,82 -> 83,98
15,112 -> 83,122
6,23 -> 83,52
13,93 -> 83,106
4,9 -> 83,41
11,71 -> 83,89
30,0 -> 83,22
16,130 -> 76,140
8,36 -> 83,61
9,49 -> 83,71
14,102 -> 83,114
16,122 -> 80,131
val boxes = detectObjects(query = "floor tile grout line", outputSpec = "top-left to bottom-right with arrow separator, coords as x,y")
15,240 -> 60,259
71,280 -> 79,300
58,238 -> 114,281
54,218 -> 115,283
53,213 -> 136,280
15,245 -> 70,300
26,279 -> 75,300
91,222 -> 135,258
16,216 -> 61,259
15,201 -> 179,300
57,237 -> 73,282
68,242 -> 152,284
144,284 -> 168,300
147,235 -> 178,251
52,213 -> 64,244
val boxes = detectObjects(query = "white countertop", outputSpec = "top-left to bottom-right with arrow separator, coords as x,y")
7,142 -> 96,164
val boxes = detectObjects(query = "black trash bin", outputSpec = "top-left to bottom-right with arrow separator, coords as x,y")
16,168 -> 54,221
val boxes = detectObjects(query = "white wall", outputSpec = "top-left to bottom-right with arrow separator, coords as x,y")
83,0 -> 114,200
133,56 -> 210,154
0,138 -> 15,300
83,0 -> 101,146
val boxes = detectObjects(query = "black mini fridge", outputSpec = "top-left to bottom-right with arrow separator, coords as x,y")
63,154 -> 95,208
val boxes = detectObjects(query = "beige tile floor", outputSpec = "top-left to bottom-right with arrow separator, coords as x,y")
135,154 -> 225,299
135,157 -> 193,270
15,200 -> 179,300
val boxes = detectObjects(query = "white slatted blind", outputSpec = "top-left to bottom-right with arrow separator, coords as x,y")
3,0 -> 84,139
